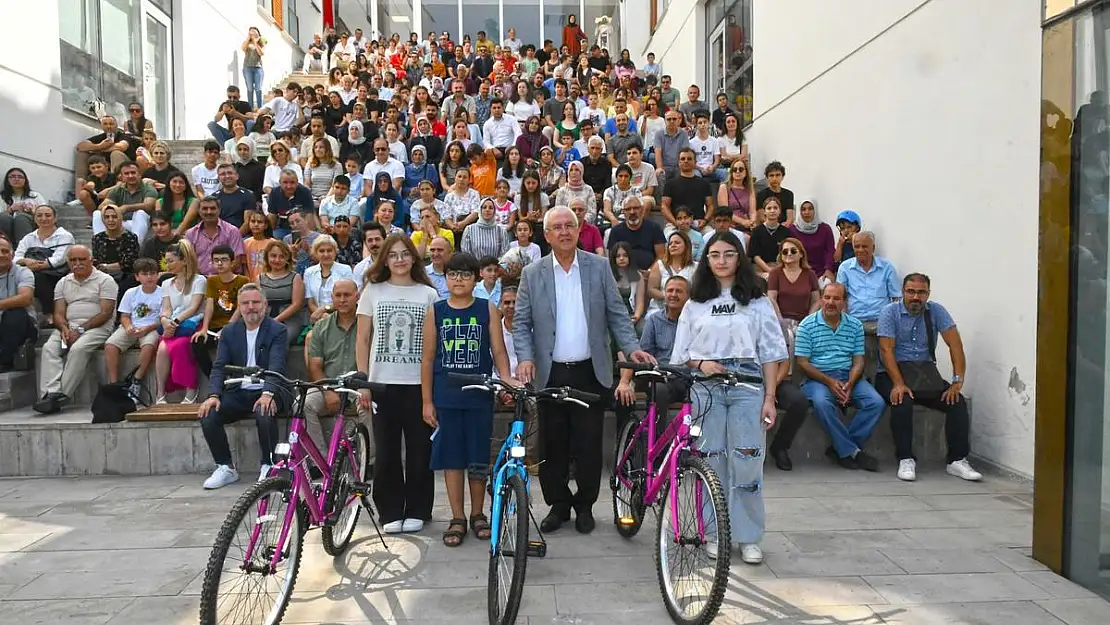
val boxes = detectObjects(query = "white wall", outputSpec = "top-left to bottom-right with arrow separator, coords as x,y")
0,2 -> 99,201
751,0 -> 1043,476
635,0 -> 704,89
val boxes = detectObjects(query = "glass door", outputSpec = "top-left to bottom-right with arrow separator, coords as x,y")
708,22 -> 726,98
142,4 -> 172,138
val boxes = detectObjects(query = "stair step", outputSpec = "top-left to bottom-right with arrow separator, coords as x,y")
0,370 -> 40,411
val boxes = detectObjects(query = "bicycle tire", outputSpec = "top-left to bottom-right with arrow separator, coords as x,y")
487,471 -> 529,625
654,455 -> 730,625
611,417 -> 647,538
321,422 -> 371,556
199,475 -> 305,625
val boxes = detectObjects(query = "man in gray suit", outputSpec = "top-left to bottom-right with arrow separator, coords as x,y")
514,206 -> 655,534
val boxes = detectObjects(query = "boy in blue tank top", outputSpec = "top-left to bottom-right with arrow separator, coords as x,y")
420,252 -> 516,547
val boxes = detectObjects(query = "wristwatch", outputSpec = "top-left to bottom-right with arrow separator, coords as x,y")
262,391 -> 275,398
76,326 -> 86,335
951,375 -> 962,384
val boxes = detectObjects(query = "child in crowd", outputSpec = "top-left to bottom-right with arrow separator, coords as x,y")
507,220 -> 541,265
193,245 -> 249,378
140,211 -> 179,276
242,211 -> 272,282
76,155 -> 116,217
708,208 -> 747,251
319,175 -> 361,228
665,206 -> 706,261
555,131 -> 580,169
492,180 -> 515,231
103,257 -> 162,397
834,209 -> 861,266
421,252 -> 516,548
472,255 -> 503,306
344,155 -> 366,200
467,144 -> 496,197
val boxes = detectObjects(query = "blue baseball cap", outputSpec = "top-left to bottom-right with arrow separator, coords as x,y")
835,210 -> 861,226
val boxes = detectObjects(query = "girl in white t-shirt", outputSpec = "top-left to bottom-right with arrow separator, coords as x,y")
506,220 -> 541,266
154,239 -> 207,404
491,179 -> 516,231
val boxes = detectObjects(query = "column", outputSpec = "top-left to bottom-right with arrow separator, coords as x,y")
414,0 -> 423,37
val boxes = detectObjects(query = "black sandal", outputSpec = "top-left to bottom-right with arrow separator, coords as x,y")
443,518 -> 467,547
471,513 -> 491,540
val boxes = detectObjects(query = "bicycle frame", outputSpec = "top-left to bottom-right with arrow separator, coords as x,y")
488,405 -> 530,556
615,383 -> 707,542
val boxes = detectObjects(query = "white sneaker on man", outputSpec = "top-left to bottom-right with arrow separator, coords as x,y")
258,464 -> 272,482
402,518 -> 424,533
897,459 -> 917,482
740,543 -> 763,564
383,520 -> 405,534
203,465 -> 240,490
946,459 -> 983,481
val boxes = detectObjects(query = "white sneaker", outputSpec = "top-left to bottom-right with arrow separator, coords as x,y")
946,459 -> 983,481
740,543 -> 763,565
66,199 -> 82,207
705,538 -> 718,560
181,389 -> 198,404
203,465 -> 240,490
897,459 -> 917,482
383,520 -> 405,534
258,464 -> 272,482
155,396 -> 167,405
402,518 -> 424,533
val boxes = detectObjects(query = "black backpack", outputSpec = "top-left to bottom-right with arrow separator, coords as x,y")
91,368 -> 150,424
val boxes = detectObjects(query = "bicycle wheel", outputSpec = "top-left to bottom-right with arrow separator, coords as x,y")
199,475 -> 305,625
611,417 -> 647,538
488,471 -> 529,625
654,455 -> 730,625
321,422 -> 372,556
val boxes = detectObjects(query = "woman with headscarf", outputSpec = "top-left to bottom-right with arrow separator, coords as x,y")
339,120 -> 374,166
554,161 -> 598,225
788,199 -> 837,285
562,14 -> 588,57
536,145 -> 565,198
403,144 -> 439,216
461,197 -> 509,260
366,171 -> 406,231
232,136 -> 265,202
515,115 -> 549,166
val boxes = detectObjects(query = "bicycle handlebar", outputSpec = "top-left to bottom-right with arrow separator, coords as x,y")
448,373 -> 601,405
223,366 -> 387,394
617,362 -> 764,386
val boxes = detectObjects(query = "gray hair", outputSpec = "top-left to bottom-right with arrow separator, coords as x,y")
853,230 -> 876,244
622,195 -> 644,210
820,281 -> 846,297
332,278 -> 358,293
587,135 -> 604,147
66,245 -> 90,259
238,282 -> 267,301
543,205 -> 578,230
311,234 -> 337,254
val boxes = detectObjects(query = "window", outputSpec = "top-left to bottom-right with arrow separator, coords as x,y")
706,0 -> 752,126
285,0 -> 299,43
59,0 -> 143,121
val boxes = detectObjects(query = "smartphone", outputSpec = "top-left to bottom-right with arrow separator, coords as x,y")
291,231 -> 301,244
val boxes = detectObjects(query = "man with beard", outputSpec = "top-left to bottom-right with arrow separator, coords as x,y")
876,273 -> 981,483
354,222 -> 387,290
197,283 -> 289,490
606,196 -> 665,272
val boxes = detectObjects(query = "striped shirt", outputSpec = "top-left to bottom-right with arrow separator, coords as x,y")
794,310 -> 865,373
460,222 -> 507,260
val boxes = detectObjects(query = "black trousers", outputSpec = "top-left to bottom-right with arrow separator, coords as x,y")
613,376 -> 690,434
33,272 -> 64,322
371,384 -> 434,524
539,361 -> 606,513
191,334 -> 219,379
0,308 -> 37,367
200,389 -> 283,468
769,380 -> 810,451
874,372 -> 970,463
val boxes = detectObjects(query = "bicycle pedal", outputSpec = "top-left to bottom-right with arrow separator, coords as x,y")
617,516 -> 637,527
526,540 -> 547,558
349,481 -> 372,497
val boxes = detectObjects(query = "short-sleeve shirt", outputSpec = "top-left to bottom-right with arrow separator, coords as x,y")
836,256 -> 901,322
191,164 -> 220,196
303,263 -> 355,308
118,284 -> 163,327
163,274 -> 208,322
212,187 -> 256,229
355,281 -> 439,384
663,175 -> 712,221
794,310 -> 865,373
607,221 -> 666,271
767,267 -> 819,322
106,181 -> 158,209
308,313 -> 359,378
748,224 -> 790,265
689,134 -> 719,168
756,186 -> 796,213
54,269 -> 118,328
0,265 -> 35,314
206,274 -> 250,330
876,301 -> 956,369
267,185 -> 316,224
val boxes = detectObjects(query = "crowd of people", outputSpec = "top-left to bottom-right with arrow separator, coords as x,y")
0,20 -> 982,562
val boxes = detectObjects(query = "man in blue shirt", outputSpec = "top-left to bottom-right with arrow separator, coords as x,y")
794,282 -> 885,471
876,273 -> 981,483
835,231 -> 900,322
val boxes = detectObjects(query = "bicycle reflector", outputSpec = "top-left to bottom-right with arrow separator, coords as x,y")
273,443 -> 291,458
688,425 -> 702,438
617,516 -> 636,526
510,445 -> 526,458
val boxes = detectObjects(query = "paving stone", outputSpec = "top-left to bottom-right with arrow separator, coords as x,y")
23,529 -> 187,552
864,572 -> 1053,604
0,597 -> 134,625
764,549 -> 905,577
8,568 -> 195,600
876,600 -> 1065,624
816,495 -> 933,513
1036,598 -> 1110,624
104,595 -> 200,624
1018,571 -> 1104,599
0,532 -> 50,551
878,548 -> 1012,574
784,529 -> 917,552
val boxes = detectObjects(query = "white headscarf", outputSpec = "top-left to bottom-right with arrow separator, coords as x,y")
348,120 -> 367,146
794,199 -> 820,235
234,136 -> 256,165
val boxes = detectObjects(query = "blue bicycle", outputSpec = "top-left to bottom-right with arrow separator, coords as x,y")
449,373 -> 599,625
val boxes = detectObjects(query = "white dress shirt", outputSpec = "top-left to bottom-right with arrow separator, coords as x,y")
242,326 -> 264,391
551,256 -> 590,363
363,158 -> 405,184
483,113 -> 522,150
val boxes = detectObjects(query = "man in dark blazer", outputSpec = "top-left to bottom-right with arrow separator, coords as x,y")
514,205 -> 654,534
197,283 -> 289,490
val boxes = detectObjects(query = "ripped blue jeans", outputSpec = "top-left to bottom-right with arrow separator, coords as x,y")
694,361 -> 766,545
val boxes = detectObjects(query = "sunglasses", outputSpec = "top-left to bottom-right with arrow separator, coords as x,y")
781,248 -> 799,256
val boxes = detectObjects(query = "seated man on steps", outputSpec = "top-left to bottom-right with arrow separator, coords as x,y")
34,246 -> 118,414
794,282 -> 885,472
876,272 -> 982,483
0,236 -> 38,373
197,283 -> 289,490
304,279 -> 373,463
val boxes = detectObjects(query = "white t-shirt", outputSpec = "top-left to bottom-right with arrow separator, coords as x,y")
508,240 -> 541,265
389,140 -> 409,164
353,256 -> 374,290
163,274 -> 207,323
624,162 -> 658,192
363,158 -> 405,183
578,106 -> 607,129
356,281 -> 439,384
264,96 -> 300,131
191,164 -> 220,196
242,326 -> 264,390
689,134 -> 719,169
119,284 -> 163,328
669,294 -> 787,365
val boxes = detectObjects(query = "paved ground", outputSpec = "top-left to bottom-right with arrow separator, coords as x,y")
0,465 -> 1107,624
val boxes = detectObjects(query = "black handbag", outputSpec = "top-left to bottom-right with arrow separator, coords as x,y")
24,245 -> 70,278
898,309 -> 947,395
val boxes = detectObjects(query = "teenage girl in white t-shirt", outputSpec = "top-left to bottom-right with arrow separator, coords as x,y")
153,239 -> 207,404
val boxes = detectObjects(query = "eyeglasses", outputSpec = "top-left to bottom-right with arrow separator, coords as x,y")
271,148 -> 286,153
387,251 -> 412,261
447,270 -> 475,280
707,251 -> 740,261
212,257 -> 233,264
129,108 -> 142,113
781,248 -> 799,256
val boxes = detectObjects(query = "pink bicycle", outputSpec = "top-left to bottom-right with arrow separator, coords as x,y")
611,363 -> 759,624
198,366 -> 385,625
